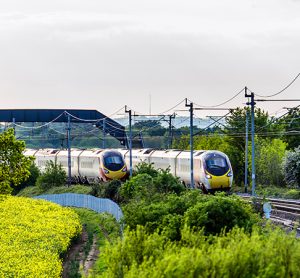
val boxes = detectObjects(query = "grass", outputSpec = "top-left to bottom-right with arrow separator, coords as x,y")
16,184 -> 93,197
233,185 -> 300,199
70,208 -> 121,277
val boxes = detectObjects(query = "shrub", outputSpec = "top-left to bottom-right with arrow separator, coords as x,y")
123,192 -> 258,240
134,162 -> 159,178
122,191 -> 204,236
13,163 -> 40,194
119,174 -> 154,202
283,189 -> 300,199
36,161 -> 67,190
184,193 -> 258,235
153,168 -> 185,194
104,180 -> 122,201
100,225 -> 300,278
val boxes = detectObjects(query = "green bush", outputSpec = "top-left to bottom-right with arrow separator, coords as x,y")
153,168 -> 185,195
122,191 -> 203,235
134,162 -> 159,178
100,225 -> 300,278
36,161 -> 66,190
92,180 -> 123,202
183,194 -> 258,235
119,174 -> 154,202
283,189 -> 300,199
123,192 -> 258,240
13,163 -> 40,194
120,166 -> 185,203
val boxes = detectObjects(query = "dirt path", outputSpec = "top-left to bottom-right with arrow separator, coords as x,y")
62,227 -> 89,278
82,235 -> 100,276
63,223 -> 112,277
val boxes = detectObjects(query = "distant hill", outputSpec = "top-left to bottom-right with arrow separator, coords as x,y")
113,116 -> 225,129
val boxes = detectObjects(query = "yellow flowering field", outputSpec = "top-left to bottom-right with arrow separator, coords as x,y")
0,195 -> 82,277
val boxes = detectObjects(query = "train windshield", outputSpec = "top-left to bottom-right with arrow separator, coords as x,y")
204,153 -> 229,176
103,152 -> 124,171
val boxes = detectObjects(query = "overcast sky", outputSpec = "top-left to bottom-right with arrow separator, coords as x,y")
0,0 -> 299,118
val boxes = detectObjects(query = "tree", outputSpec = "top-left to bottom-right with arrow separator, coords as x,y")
36,161 -> 67,190
13,163 -> 40,194
254,138 -> 286,186
224,107 -> 282,186
0,129 -> 33,194
280,108 -> 300,150
282,146 -> 300,187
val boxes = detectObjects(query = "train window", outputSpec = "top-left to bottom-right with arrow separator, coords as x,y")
204,153 -> 229,176
103,155 -> 124,171
104,156 -> 123,164
81,161 -> 93,168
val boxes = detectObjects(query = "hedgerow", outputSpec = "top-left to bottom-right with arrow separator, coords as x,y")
100,225 -> 300,278
0,196 -> 82,277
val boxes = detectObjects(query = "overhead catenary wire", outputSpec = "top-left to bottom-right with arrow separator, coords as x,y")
190,88 -> 245,108
11,112 -> 65,129
249,73 -> 300,98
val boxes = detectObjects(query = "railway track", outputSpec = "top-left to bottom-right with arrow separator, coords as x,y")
240,195 -> 300,235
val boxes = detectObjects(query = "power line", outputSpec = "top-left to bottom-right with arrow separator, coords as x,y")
249,73 -> 300,98
191,88 -> 245,108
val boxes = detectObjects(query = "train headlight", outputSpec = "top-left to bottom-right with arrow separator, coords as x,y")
227,172 -> 233,177
104,169 -> 110,174
122,167 -> 127,172
205,174 -> 212,179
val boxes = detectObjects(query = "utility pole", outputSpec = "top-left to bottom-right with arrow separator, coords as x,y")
102,118 -> 106,149
12,118 -> 16,136
185,99 -> 194,188
66,113 -> 72,186
245,87 -> 256,196
244,108 -> 249,193
168,113 -> 176,148
125,106 -> 133,178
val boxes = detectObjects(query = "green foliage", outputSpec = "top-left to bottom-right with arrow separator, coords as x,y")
133,162 -> 159,178
280,108 -> 300,150
120,174 -> 154,202
13,163 -> 40,194
224,107 -> 282,186
254,138 -> 287,186
184,193 -> 258,235
283,189 -> 300,199
123,192 -> 258,240
153,168 -> 185,195
122,191 -> 202,238
36,161 -> 67,190
100,226 -> 169,278
253,185 -> 300,199
17,184 -> 93,197
100,225 -> 300,278
282,146 -> 300,187
194,133 -> 229,153
120,163 -> 185,203
92,180 -> 122,202
70,208 -> 121,277
0,129 -> 33,194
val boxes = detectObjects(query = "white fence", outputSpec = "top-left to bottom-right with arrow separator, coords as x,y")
34,193 -> 124,222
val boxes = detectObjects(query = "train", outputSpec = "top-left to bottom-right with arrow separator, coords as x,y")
24,148 -> 128,183
24,148 -> 233,192
118,149 -> 233,192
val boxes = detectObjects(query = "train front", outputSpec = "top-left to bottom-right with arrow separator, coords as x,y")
202,151 -> 233,192
100,150 -> 128,180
